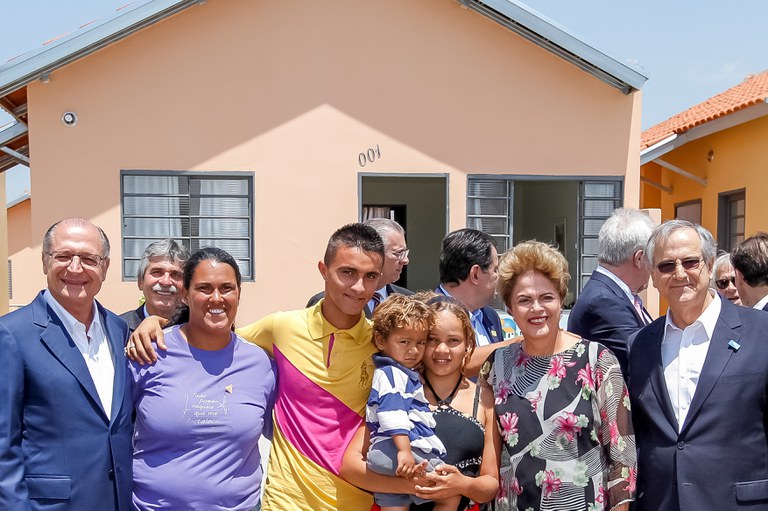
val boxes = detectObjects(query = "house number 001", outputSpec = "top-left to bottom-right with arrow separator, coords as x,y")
358,145 -> 381,167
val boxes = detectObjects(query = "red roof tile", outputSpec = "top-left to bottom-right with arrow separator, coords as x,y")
641,70 -> 768,149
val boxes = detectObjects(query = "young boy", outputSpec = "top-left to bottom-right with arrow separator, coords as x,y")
366,294 -> 459,511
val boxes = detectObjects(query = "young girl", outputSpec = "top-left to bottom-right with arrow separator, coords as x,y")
366,294 -> 459,511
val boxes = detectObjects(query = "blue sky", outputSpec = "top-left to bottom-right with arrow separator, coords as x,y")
2,0 -> 767,202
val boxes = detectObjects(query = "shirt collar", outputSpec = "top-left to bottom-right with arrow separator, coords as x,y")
754,293 -> 768,311
664,290 -> 722,339
43,290 -> 103,335
595,266 -> 635,303
376,286 -> 389,299
439,284 -> 482,316
308,299 -> 372,345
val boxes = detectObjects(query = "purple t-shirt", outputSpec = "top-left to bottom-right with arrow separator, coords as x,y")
129,325 -> 277,511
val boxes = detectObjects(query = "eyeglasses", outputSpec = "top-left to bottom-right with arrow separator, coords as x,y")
715,276 -> 736,290
391,249 -> 409,261
47,251 -> 105,268
656,257 -> 703,275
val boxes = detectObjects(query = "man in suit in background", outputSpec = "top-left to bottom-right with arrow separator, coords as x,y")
437,228 -> 504,348
568,208 -> 654,375
120,238 -> 189,334
0,218 -> 133,510
629,220 -> 768,510
731,232 -> 768,311
307,218 -> 412,316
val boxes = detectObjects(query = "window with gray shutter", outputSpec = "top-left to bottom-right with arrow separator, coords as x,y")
121,171 -> 254,280
467,179 -> 513,253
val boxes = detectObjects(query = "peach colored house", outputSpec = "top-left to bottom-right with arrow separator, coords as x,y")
0,0 -> 647,322
640,71 -> 768,251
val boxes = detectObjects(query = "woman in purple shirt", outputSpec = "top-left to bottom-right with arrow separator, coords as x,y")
129,247 -> 276,511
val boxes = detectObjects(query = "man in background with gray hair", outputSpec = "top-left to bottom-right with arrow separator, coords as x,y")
568,208 -> 654,374
120,239 -> 189,333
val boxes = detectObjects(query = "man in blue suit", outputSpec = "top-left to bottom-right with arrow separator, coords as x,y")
0,218 -> 133,510
436,229 -> 508,368
568,208 -> 654,375
629,220 -> 768,510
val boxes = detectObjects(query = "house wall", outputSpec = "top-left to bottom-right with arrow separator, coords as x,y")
6,198 -> 32,310
0,174 -> 7,314
640,115 -> 768,240
9,0 -> 641,323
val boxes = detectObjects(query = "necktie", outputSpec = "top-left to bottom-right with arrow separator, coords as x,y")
633,294 -> 649,326
371,292 -> 383,311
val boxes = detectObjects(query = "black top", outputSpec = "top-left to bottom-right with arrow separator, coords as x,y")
411,385 -> 485,511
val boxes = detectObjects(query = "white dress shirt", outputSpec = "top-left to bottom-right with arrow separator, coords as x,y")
661,292 -> 721,430
44,291 -> 115,419
753,294 -> 768,311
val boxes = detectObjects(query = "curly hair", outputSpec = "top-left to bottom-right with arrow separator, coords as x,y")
497,240 -> 570,306
372,294 -> 434,344
424,293 -> 476,359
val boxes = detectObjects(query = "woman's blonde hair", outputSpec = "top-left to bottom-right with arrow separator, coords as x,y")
372,294 -> 433,344
497,240 -> 570,306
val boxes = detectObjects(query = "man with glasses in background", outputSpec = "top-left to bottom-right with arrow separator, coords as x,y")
307,218 -> 412,316
0,218 -> 133,510
628,220 -> 768,511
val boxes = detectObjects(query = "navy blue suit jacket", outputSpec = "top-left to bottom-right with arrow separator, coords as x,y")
628,298 -> 768,511
568,270 -> 647,376
0,292 -> 133,511
434,286 -> 505,344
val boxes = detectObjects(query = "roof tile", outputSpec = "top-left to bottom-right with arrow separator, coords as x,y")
641,70 -> 768,149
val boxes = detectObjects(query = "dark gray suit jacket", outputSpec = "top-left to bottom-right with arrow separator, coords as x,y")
568,270 -> 649,376
306,284 -> 413,319
629,298 -> 768,510
119,304 -> 145,335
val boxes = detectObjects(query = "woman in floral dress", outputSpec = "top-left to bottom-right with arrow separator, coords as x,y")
479,241 -> 636,511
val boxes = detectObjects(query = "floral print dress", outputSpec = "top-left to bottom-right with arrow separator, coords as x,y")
479,340 -> 636,511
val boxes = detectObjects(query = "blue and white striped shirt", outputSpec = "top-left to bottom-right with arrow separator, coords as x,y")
366,354 -> 446,457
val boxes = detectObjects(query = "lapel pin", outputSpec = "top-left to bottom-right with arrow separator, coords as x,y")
225,384 -> 233,394
728,340 -> 741,352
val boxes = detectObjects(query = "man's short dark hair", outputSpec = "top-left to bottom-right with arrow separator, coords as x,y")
731,232 -> 768,287
323,223 -> 385,266
439,228 -> 496,285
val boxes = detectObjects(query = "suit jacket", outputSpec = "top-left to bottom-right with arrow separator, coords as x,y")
306,284 -> 414,319
628,298 -> 768,511
119,304 -> 145,334
0,292 -> 133,511
568,270 -> 648,376
434,286 -> 505,344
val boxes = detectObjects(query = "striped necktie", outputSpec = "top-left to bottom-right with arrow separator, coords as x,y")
371,291 -> 383,311
633,294 -> 650,326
